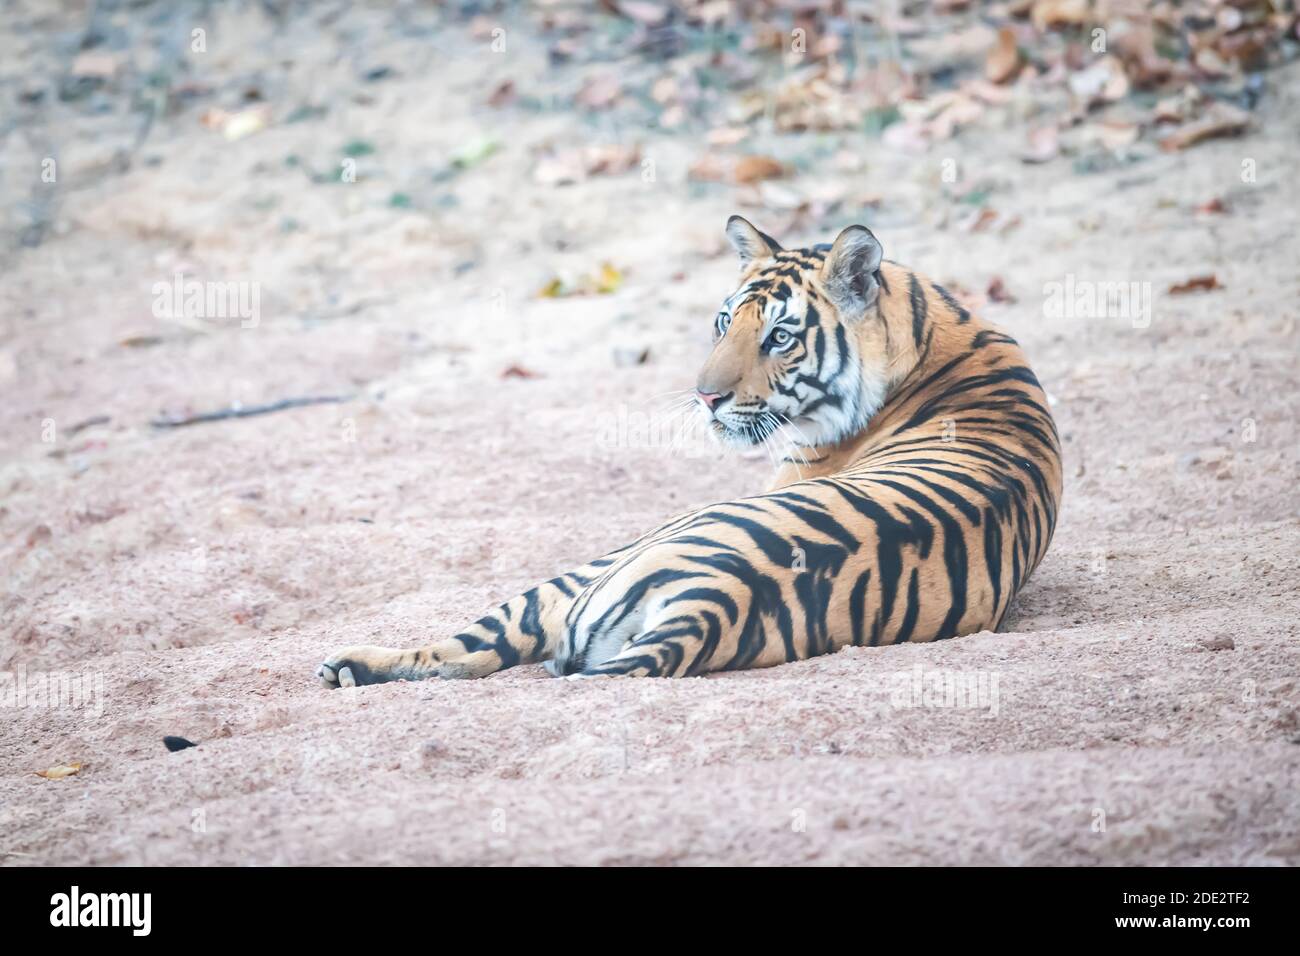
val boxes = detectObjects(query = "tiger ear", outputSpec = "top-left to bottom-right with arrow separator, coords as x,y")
820,225 -> 884,320
725,215 -> 782,264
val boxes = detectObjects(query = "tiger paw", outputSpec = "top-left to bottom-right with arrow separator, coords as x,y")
316,646 -> 402,688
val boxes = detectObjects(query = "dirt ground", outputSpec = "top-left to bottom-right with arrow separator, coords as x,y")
2,4 -> 1298,865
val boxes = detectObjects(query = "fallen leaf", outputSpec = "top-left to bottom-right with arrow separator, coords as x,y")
987,277 -> 1017,303
536,263 -> 624,298
583,145 -> 641,176
986,27 -> 1022,84
733,155 -> 788,184
752,180 -> 807,212
1095,119 -> 1140,151
537,278 -> 567,298
501,365 -> 541,379
575,74 -> 622,110
221,108 -> 270,142
532,154 -> 585,187
707,126 -> 750,147
1193,48 -> 1231,79
36,762 -> 83,780
1159,103 -> 1250,152
1031,0 -> 1090,31
1068,56 -> 1129,108
687,153 -> 732,182
961,207 -> 1000,233
532,145 -> 640,186
1021,124 -> 1060,163
198,106 -> 271,141
689,153 -> 787,185
1168,275 -> 1222,295
71,51 -> 119,79
616,1 -> 670,26
965,78 -> 1016,106
650,75 -> 678,105
593,262 -> 624,294
451,136 -> 500,169
487,80 -> 515,107
1113,23 -> 1176,88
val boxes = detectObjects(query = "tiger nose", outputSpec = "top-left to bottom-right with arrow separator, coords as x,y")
697,390 -> 724,410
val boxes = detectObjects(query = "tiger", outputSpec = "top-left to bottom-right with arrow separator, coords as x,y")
317,216 -> 1062,685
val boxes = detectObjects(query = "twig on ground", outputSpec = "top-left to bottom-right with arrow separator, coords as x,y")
150,394 -> 353,429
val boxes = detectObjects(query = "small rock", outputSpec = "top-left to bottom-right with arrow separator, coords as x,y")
613,346 -> 650,367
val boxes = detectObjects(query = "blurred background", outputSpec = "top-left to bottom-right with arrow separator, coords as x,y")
1,1 -> 1298,865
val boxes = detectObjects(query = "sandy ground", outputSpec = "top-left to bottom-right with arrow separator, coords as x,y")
2,5 -> 1298,865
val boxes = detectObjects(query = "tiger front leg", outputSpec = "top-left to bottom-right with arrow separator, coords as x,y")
317,562 -> 613,688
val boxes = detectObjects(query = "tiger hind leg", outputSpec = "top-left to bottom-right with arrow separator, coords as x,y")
317,560 -> 616,687
561,581 -> 751,677
578,612 -> 723,677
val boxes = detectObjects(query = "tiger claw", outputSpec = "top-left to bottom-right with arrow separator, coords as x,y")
317,660 -> 358,689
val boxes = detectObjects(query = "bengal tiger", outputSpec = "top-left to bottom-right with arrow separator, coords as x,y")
317,217 -> 1062,685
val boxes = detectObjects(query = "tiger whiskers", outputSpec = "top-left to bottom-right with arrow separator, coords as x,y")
775,414 -> 815,470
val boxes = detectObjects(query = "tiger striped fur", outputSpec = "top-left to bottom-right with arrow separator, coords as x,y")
317,217 -> 1062,685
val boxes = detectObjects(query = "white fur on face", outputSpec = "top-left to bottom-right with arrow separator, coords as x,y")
702,274 -> 887,450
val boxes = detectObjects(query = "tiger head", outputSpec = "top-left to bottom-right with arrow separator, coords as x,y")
696,216 -> 891,450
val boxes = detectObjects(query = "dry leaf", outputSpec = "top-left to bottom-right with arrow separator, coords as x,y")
753,180 -> 807,212
1021,124 -> 1060,163
593,262 -> 624,294
71,51 -> 119,79
688,153 -> 787,185
201,107 -> 270,142
687,154 -> 730,182
583,145 -> 641,176
986,28 -> 1022,84
575,74 -> 622,110
1168,275 -> 1221,295
617,1 -> 669,26
987,277 -> 1017,303
1068,56 -> 1129,108
962,208 -> 1001,233
1095,120 -> 1140,151
882,120 -> 932,154
36,762 -> 83,780
965,78 -> 1016,106
532,155 -> 583,187
707,126 -> 750,147
536,263 -> 624,298
1160,103 -> 1250,152
487,80 -> 515,108
1193,48 -> 1231,79
1031,0 -> 1089,31
733,155 -> 787,184
650,75 -> 678,105
533,145 -> 640,186
501,364 -> 541,379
